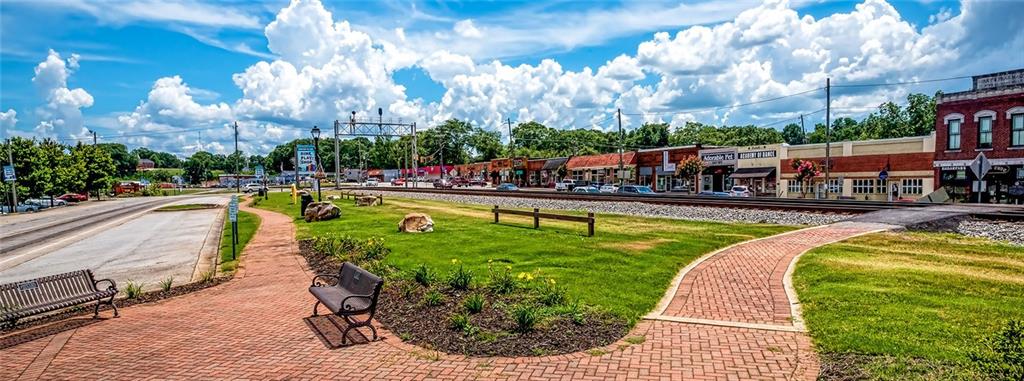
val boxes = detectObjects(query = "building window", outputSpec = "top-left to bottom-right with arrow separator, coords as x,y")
875,180 -> 888,194
572,170 -> 585,181
902,178 -> 924,194
1013,113 -> 1024,147
947,120 -> 961,150
852,179 -> 875,194
978,117 -> 993,148
827,179 -> 843,194
788,180 -> 803,194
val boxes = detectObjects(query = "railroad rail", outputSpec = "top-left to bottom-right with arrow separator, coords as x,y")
362,187 -> 1024,221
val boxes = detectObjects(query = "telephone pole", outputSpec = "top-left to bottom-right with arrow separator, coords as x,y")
507,118 -> 514,154
233,121 -> 240,194
799,114 -> 805,144
617,108 -> 624,186
90,130 -> 97,145
824,78 -> 831,199
333,119 -> 340,188
6,138 -> 17,212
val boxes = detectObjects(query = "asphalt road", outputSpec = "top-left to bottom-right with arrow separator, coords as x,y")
0,195 -> 231,290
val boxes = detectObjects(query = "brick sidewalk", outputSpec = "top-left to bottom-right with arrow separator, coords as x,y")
1,206 -> 890,380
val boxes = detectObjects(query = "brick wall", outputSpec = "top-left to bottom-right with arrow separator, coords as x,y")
935,92 -> 1024,161
635,146 -> 701,168
780,152 -> 934,174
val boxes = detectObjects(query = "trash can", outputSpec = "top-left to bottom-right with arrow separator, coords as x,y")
258,188 -> 266,198
300,192 -> 314,216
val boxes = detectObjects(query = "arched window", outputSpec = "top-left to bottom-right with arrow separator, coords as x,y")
943,113 -> 964,150
974,110 -> 996,149
1009,106 -> 1024,147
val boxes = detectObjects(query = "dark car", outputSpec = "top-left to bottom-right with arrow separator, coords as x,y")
468,178 -> 488,186
495,183 -> 519,191
617,185 -> 656,195
432,179 -> 454,189
450,177 -> 470,187
57,193 -> 88,202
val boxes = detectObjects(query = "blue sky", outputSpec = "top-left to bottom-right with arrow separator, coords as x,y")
1,0 -> 1021,155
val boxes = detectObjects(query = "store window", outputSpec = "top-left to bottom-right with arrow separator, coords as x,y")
875,180 -> 888,194
852,179 -> 875,194
947,119 -> 961,150
572,170 -> 585,181
787,180 -> 803,195
902,178 -> 924,194
978,117 -> 993,148
1012,113 -> 1024,147
827,179 -> 843,194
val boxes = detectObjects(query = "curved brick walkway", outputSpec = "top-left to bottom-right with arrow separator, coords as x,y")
1,205 -> 892,380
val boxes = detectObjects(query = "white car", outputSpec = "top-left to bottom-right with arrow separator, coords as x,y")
599,184 -> 618,193
554,180 -> 576,192
243,183 -> 267,193
26,198 -> 67,208
729,185 -> 753,197
365,179 -> 379,187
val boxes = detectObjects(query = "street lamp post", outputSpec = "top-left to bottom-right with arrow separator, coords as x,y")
311,125 -> 322,202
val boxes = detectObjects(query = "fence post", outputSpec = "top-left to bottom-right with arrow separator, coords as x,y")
378,194 -> 383,205
533,208 -> 539,229
587,212 -> 595,237
493,205 -> 499,223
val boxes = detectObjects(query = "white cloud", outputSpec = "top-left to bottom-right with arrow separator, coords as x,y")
116,76 -> 233,154
58,0 -> 262,29
32,49 -> 94,137
0,109 -> 17,138
453,20 -> 482,38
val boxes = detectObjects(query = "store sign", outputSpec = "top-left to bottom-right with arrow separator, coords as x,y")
975,70 -> 1024,90
737,150 -> 777,160
296,144 -> 316,175
512,157 -> 527,169
699,149 -> 737,166
662,151 -> 675,172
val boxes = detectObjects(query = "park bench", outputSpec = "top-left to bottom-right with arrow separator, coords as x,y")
1,270 -> 119,329
309,262 -> 384,344
492,205 -> 596,236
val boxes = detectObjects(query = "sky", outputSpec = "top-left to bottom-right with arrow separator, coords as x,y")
1,0 -> 1022,156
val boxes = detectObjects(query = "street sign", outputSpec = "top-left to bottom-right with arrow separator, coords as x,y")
255,165 -> 265,178
968,153 -> 991,179
296,144 -> 316,175
878,170 -> 888,181
3,165 -> 14,182
228,195 -> 238,222
972,180 -> 987,192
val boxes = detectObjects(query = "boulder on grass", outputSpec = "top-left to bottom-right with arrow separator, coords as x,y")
304,202 -> 341,222
399,213 -> 434,233
355,195 -> 380,207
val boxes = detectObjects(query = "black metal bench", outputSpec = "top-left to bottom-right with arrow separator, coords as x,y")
1,270 -> 119,329
309,262 -> 384,344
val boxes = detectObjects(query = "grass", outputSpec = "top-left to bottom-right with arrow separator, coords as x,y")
155,203 -> 218,211
794,231 -> 1024,379
218,209 -> 261,273
254,191 -> 793,322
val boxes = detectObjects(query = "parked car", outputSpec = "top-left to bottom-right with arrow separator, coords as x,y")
433,179 -> 454,189
699,191 -> 731,197
599,184 -> 618,193
669,185 -> 691,193
573,186 -> 600,194
243,183 -> 268,193
496,183 -> 519,191
1,203 -> 41,213
468,178 -> 488,186
554,180 -> 576,192
617,185 -> 656,195
26,198 -> 67,208
729,185 -> 753,197
365,179 -> 379,187
450,177 -> 470,187
57,193 -> 88,202
390,178 -> 405,186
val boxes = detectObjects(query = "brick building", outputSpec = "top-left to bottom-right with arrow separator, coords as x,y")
933,69 -> 1024,203
635,145 -> 701,192
566,152 -> 636,185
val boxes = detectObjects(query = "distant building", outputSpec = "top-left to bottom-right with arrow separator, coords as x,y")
566,152 -> 636,185
136,158 -> 155,171
636,145 -> 701,192
933,69 -> 1024,203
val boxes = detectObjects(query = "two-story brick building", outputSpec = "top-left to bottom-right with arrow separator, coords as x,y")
933,69 -> 1024,203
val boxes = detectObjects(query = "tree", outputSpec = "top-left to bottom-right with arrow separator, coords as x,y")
467,128 -> 504,162
419,119 -> 472,165
182,152 -> 214,184
782,123 -> 805,145
629,122 -> 670,148
675,155 -> 704,191
97,143 -> 136,177
72,143 -> 116,200
790,159 -> 821,198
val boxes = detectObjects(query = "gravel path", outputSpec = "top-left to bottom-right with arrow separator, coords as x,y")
375,191 -> 845,226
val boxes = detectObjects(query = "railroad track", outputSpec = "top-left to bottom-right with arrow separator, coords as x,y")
361,187 -> 1024,221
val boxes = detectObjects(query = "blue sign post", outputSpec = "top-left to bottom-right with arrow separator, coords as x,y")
2,165 -> 14,182
878,170 -> 888,181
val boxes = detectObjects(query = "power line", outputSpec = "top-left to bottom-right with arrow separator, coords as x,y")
831,75 -> 973,89
623,87 -> 824,117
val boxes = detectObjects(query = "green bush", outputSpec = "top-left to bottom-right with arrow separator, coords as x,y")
512,304 -> 539,333
124,280 -> 144,299
488,264 -> 518,294
970,320 -> 1024,380
565,299 -> 586,325
361,237 -> 390,262
463,293 -> 485,314
449,313 -> 470,331
447,263 -> 473,291
159,276 -> 174,292
423,290 -> 444,307
537,278 -> 566,306
413,264 -> 434,287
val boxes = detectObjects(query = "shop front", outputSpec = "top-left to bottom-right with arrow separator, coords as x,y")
635,146 -> 701,192
699,148 -> 737,193
730,144 -> 781,196
538,157 -> 567,187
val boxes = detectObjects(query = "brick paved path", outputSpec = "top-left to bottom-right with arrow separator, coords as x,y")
1,205 -> 892,380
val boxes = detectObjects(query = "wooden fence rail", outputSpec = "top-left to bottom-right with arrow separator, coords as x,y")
491,205 -> 595,236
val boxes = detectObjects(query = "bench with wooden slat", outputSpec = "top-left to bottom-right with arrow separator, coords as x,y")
1,270 -> 119,329
309,262 -> 384,345
492,205 -> 596,236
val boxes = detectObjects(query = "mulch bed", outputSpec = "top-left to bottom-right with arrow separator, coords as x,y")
299,239 -> 629,357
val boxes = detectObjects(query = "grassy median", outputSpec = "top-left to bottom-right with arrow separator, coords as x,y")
794,232 -> 1024,380
218,209 -> 261,273
255,191 -> 793,322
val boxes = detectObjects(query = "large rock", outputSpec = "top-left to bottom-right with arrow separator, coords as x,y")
399,213 -> 434,233
304,202 -> 341,222
356,195 -> 380,207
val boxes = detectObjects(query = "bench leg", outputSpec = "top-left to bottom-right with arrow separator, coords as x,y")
312,301 -> 321,316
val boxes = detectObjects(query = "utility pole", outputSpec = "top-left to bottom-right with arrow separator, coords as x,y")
411,122 -> 418,188
334,119 -> 340,188
799,114 -> 806,144
350,111 -> 356,184
439,132 -> 446,182
507,118 -> 514,155
617,108 -> 624,186
824,78 -> 831,199
90,130 -> 97,145
6,138 -> 17,213
233,121 -> 240,194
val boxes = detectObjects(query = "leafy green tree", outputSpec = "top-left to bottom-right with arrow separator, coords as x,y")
467,128 -> 505,162
182,152 -> 214,184
72,143 -> 116,199
419,119 -> 472,165
628,122 -> 670,148
97,143 -> 136,177
782,123 -> 805,145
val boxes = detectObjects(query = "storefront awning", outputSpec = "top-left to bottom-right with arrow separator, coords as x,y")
729,167 -> 775,179
541,157 -> 568,170
639,167 -> 653,176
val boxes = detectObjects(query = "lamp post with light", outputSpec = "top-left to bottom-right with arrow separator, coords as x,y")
311,125 -> 322,202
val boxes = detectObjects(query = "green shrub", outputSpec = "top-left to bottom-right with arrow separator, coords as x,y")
447,263 -> 473,291
537,278 -> 566,306
413,264 -> 434,287
512,304 -> 539,333
124,280 -> 144,299
159,276 -> 174,292
463,293 -> 485,314
970,320 -> 1024,380
565,299 -> 586,325
423,290 -> 444,307
449,313 -> 470,331
488,264 -> 518,294
361,237 -> 390,261
200,270 -> 216,282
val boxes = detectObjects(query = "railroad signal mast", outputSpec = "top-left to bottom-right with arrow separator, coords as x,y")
336,110 -> 418,188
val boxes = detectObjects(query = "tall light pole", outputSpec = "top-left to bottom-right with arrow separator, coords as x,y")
311,125 -> 322,202
617,108 -> 624,186
824,78 -> 831,199
333,119 -> 340,188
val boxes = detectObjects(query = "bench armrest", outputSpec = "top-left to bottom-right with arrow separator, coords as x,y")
341,294 -> 375,311
94,278 -> 118,292
311,274 -> 339,287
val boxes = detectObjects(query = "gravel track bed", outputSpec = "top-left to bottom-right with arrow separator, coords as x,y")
955,219 -> 1024,246
375,191 -> 845,226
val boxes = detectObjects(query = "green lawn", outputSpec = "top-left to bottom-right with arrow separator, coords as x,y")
218,209 -> 261,273
794,232 -> 1024,379
255,191 -> 793,322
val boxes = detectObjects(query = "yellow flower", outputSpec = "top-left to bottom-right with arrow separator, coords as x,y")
505,265 -> 512,271
526,274 -> 534,281
487,259 -> 493,264
451,259 -> 459,264
517,272 -> 527,279
549,279 -> 556,285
